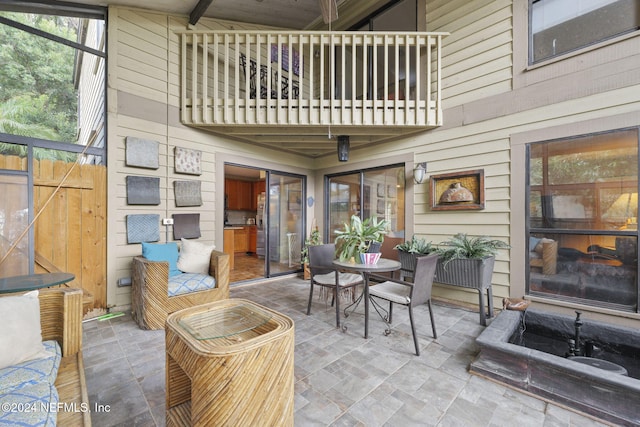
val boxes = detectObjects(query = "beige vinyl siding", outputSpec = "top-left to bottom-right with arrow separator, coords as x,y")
429,0 -> 513,108
107,7 -> 313,308
103,2 -> 640,321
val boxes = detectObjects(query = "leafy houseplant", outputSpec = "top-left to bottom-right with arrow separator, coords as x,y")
395,235 -> 435,279
433,233 -> 510,326
334,215 -> 388,262
435,233 -> 510,267
301,226 -> 322,279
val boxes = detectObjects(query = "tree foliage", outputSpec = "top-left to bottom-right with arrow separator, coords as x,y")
0,12 -> 78,145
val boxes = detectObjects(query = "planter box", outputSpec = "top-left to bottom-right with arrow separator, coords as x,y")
434,256 -> 496,326
434,256 -> 495,290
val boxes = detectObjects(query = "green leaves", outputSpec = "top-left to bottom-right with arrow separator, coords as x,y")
334,215 -> 389,261
395,235 -> 434,254
436,233 -> 509,262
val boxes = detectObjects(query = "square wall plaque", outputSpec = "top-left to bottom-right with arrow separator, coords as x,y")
126,214 -> 160,244
175,147 -> 202,175
125,137 -> 159,169
174,180 -> 202,207
126,176 -> 161,205
172,213 -> 201,239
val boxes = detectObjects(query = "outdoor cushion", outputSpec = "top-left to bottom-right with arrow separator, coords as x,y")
142,242 -> 181,277
177,238 -> 215,275
168,273 -> 216,297
0,340 -> 61,393
0,291 -> 50,370
0,381 -> 58,427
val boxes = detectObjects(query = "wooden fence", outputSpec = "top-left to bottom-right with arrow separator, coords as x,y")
0,155 -> 107,313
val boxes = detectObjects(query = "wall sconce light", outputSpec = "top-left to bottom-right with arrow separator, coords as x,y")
413,162 -> 427,184
337,135 -> 350,162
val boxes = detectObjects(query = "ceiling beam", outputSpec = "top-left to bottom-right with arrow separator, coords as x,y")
189,0 -> 215,25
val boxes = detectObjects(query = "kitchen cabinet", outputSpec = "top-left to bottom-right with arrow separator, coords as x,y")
234,227 -> 249,253
223,229 -> 235,270
249,226 -> 257,253
252,180 -> 266,210
225,178 -> 254,210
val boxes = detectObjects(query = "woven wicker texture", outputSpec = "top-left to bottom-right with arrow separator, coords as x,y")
2,288 -> 91,426
166,299 -> 294,427
132,250 -> 230,330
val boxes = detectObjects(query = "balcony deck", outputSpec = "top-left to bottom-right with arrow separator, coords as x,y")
178,30 -> 447,155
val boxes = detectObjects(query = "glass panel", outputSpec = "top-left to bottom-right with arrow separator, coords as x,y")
268,172 -> 303,275
531,0 -> 640,63
363,166 -> 405,238
328,173 -> 360,243
529,130 -> 638,231
529,232 -> 637,310
0,174 -> 29,277
527,129 -> 638,311
328,165 -> 406,243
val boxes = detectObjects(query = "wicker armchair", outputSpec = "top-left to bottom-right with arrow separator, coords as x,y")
131,250 -> 230,330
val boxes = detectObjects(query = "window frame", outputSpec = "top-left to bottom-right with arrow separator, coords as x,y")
528,0 -> 640,65
525,127 -> 640,312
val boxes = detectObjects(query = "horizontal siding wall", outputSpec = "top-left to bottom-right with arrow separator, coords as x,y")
107,7 -> 313,308
429,0 -> 513,108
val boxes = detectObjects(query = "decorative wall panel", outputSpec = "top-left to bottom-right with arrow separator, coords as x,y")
175,147 -> 202,175
172,213 -> 201,239
126,176 -> 161,205
125,137 -> 159,169
174,180 -> 202,207
126,214 -> 160,243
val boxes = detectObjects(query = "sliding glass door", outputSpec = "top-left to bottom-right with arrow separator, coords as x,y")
327,164 -> 405,243
267,172 -> 305,276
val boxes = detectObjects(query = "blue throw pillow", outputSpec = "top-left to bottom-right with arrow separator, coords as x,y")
529,237 -> 541,252
142,242 -> 181,277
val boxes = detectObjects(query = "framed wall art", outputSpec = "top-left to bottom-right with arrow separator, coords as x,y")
430,169 -> 485,211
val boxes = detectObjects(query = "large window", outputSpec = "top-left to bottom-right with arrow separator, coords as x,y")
527,129 -> 639,311
530,0 -> 640,63
326,165 -> 405,243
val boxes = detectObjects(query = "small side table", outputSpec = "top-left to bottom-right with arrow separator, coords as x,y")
165,299 -> 294,427
0,272 -> 75,294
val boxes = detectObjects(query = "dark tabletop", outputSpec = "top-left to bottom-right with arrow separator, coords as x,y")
0,272 -> 75,294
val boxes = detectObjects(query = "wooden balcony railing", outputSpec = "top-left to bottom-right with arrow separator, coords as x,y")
177,30 -> 447,145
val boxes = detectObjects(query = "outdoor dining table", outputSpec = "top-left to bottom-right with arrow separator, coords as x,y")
332,258 -> 401,339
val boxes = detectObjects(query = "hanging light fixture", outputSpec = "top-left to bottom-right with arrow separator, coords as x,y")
337,135 -> 350,162
413,162 -> 427,184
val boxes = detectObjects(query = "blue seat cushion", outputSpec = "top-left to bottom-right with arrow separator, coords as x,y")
0,381 -> 58,426
142,242 -> 181,277
168,273 -> 216,297
0,340 -> 61,393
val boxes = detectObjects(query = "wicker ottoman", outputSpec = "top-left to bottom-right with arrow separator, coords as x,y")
165,299 -> 294,426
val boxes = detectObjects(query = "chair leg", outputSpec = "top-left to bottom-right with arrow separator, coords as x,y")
306,282 -> 314,315
486,285 -> 494,320
334,287 -> 341,328
408,305 -> 420,356
427,300 -> 437,339
388,302 -> 393,323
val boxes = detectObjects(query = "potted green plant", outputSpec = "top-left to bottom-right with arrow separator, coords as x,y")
394,235 -> 435,278
334,215 -> 388,262
301,226 -> 322,279
434,233 -> 510,325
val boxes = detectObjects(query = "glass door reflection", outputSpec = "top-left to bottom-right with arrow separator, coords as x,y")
267,172 -> 304,277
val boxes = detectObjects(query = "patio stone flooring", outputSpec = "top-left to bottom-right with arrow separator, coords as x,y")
82,276 -> 611,426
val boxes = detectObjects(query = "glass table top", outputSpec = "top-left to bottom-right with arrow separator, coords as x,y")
0,272 -> 75,294
178,303 -> 273,340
